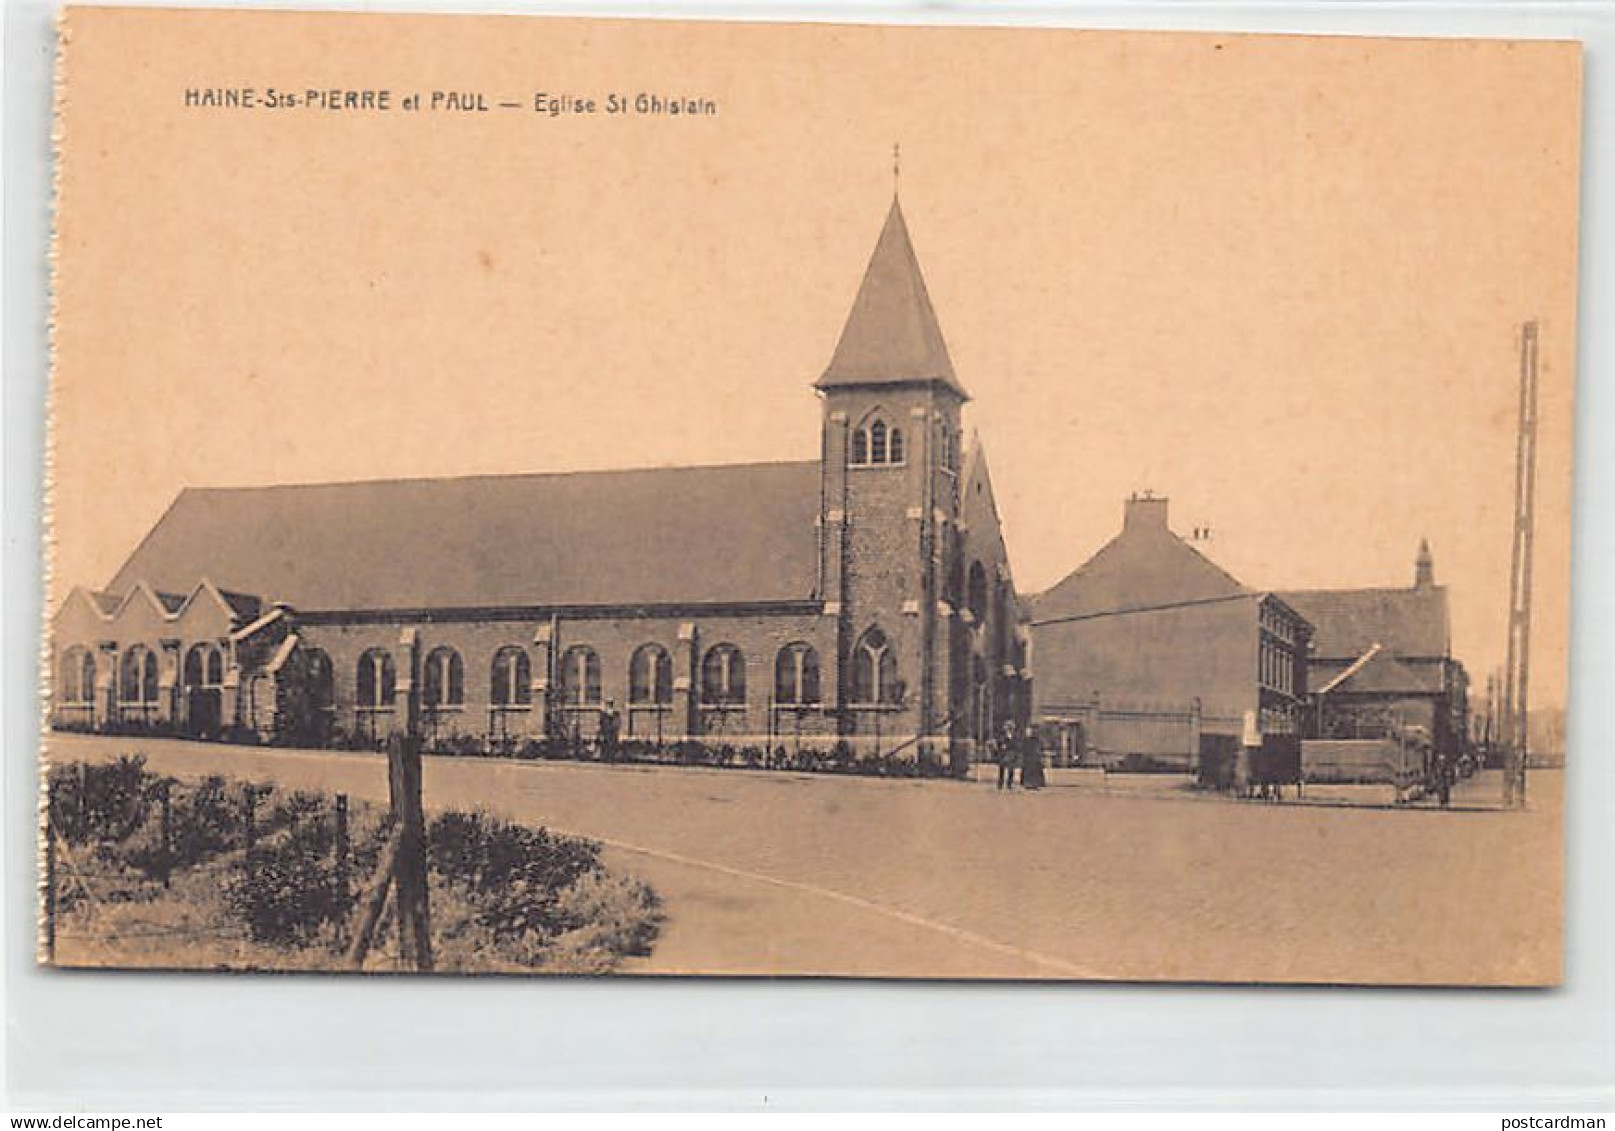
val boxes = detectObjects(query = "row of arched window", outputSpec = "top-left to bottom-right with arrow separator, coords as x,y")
848,413 -> 962,473
58,643 -> 227,707
850,416 -> 905,467
348,632 -> 904,711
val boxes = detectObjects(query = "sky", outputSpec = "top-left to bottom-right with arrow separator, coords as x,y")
51,11 -> 1581,708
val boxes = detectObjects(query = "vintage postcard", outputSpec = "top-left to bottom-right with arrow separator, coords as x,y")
43,7 -> 1580,983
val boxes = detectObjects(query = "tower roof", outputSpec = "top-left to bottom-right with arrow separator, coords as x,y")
817,197 -> 968,399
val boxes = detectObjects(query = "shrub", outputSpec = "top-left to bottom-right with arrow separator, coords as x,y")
223,794 -> 388,948
430,733 -> 488,758
120,774 -> 243,881
545,870 -> 663,973
427,810 -> 602,944
48,756 -> 151,846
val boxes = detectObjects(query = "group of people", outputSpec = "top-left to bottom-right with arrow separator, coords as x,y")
992,723 -> 1045,791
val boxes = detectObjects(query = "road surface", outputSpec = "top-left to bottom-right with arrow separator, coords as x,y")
44,733 -> 1563,984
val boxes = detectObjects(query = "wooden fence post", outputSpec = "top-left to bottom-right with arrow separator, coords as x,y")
243,785 -> 257,863
388,734 -> 433,972
333,793 -> 350,947
159,779 -> 173,889
345,829 -> 400,970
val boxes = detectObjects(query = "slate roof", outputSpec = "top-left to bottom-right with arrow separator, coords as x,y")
1310,651 -> 1446,695
107,461 -> 824,613
1277,585 -> 1451,661
817,198 -> 969,399
1031,521 -> 1253,623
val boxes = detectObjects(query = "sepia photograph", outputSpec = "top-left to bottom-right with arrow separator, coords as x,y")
42,7 -> 1580,984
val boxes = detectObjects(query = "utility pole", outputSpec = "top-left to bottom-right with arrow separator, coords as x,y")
1501,321 -> 1539,810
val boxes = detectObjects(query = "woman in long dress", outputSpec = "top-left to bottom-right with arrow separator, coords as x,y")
1020,733 -> 1046,790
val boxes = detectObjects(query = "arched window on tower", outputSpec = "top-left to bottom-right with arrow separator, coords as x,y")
967,561 -> 989,624
850,413 -> 906,468
852,628 -> 902,706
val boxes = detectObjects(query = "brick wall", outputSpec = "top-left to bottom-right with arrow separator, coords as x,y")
1033,596 -> 1261,735
298,608 -> 845,749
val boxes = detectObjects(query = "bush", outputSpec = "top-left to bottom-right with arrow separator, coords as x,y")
48,756 -> 151,846
427,810 -> 602,943
545,870 -> 662,973
222,790 -> 384,947
120,774 -> 243,881
429,733 -> 488,758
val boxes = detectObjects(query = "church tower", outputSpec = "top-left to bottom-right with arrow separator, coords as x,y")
1415,538 -> 1435,589
816,196 -> 970,760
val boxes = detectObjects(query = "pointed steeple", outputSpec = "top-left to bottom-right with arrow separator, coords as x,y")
818,197 -> 969,399
1415,538 -> 1435,588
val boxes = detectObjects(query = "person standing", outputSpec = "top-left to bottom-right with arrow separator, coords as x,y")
995,727 -> 1016,790
598,699 -> 621,763
1020,731 -> 1046,790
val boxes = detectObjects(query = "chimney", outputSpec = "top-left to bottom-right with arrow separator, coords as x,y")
1124,491 -> 1170,532
1415,538 -> 1435,588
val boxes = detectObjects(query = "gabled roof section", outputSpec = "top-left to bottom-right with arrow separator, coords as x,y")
817,198 -> 968,399
1032,506 -> 1252,624
1312,649 -> 1445,696
1317,643 -> 1383,695
106,461 -> 824,613
1277,585 -> 1451,661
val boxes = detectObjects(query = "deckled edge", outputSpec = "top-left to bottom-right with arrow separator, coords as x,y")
38,6 -> 70,967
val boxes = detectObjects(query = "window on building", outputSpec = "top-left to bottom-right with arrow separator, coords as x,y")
305,648 -> 335,713
60,647 -> 94,704
491,646 -> 532,708
701,644 -> 746,707
120,646 -> 159,705
560,645 -> 602,706
184,643 -> 224,689
967,561 -> 988,623
421,646 -> 464,709
629,644 -> 673,706
850,413 -> 906,468
852,628 -> 901,705
774,643 -> 821,707
869,419 -> 887,463
357,649 -> 396,709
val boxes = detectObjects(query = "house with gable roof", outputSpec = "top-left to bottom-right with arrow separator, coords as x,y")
1278,541 -> 1471,761
1029,493 -> 1312,768
49,195 -> 1030,764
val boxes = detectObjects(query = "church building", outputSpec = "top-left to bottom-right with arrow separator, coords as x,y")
50,197 -> 1031,768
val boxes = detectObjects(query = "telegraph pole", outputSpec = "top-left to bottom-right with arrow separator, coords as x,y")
1501,321 -> 1539,810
